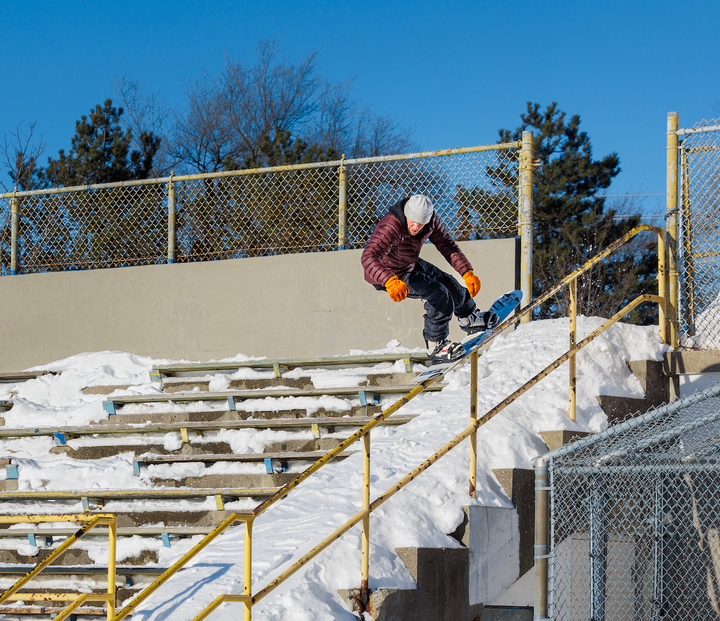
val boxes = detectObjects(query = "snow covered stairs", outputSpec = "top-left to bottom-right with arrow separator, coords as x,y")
0,352 -> 432,617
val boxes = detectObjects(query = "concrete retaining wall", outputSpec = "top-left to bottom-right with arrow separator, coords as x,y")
0,238 -> 518,372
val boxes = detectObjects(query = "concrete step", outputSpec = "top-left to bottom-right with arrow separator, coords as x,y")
6,414 -> 415,455
480,606 -> 533,620
0,546 -> 159,566
0,508 -> 242,530
103,384 -> 443,413
146,472 -> 298,489
103,404 -> 383,424
665,349 -> 720,398
50,437 -> 345,460
153,352 -> 429,377
0,371 -> 54,384
0,488 -> 276,506
340,546 -> 483,621
161,371 -> 418,393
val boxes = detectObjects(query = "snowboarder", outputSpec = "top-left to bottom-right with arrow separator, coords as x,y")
361,194 -> 498,364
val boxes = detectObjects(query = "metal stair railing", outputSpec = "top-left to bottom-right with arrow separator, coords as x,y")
0,514 -> 117,621
24,224 -> 664,621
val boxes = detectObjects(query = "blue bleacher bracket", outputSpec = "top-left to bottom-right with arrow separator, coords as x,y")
264,458 -> 287,474
161,533 -> 171,548
6,464 -> 18,479
227,396 -> 236,411
103,401 -> 116,416
133,462 -> 142,476
358,391 -> 381,407
53,432 -> 66,447
28,534 -> 52,548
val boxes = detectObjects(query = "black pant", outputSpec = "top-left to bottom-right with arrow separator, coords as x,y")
404,259 -> 476,343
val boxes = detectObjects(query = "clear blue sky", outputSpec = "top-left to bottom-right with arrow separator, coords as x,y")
2,0 -> 719,216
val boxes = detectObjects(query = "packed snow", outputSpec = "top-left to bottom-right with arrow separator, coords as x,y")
0,317 -> 670,620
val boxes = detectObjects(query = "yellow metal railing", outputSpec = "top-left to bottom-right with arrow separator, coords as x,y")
87,224 -> 663,620
0,514 -> 117,621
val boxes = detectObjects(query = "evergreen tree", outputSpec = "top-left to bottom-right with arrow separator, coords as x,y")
497,103 -> 657,323
44,99 -> 160,187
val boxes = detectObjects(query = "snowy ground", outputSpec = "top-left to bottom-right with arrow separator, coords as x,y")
0,317 -> 669,620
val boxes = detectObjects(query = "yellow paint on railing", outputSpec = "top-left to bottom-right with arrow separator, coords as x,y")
126,224 -> 669,621
0,514 -> 116,620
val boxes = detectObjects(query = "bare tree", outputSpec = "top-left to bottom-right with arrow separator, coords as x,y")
167,39 -> 416,173
114,75 -> 173,175
166,73 -> 236,173
1,121 -> 46,192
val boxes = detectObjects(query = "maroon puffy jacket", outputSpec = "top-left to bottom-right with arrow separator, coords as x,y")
361,197 -> 473,287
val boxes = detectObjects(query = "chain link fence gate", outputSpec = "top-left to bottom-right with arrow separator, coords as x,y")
668,114 -> 720,350
0,141 -> 531,285
536,382 -> 720,621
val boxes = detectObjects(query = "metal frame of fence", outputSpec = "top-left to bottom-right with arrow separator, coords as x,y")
535,382 -> 720,621
667,112 -> 720,350
0,138 -> 535,307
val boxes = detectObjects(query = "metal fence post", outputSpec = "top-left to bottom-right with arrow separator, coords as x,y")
519,131 -> 534,321
666,112 -> 679,347
338,156 -> 347,250
361,432 -> 371,597
244,517 -> 253,621
568,278 -> 577,422
168,173 -> 176,264
535,457 -> 550,620
10,194 -> 19,275
589,474 -> 608,621
469,351 -> 478,498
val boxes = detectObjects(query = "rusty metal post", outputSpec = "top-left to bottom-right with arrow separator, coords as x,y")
244,517 -> 253,621
10,195 -> 19,275
107,519 -> 117,621
667,112 -> 679,347
360,432 -> 370,594
568,278 -> 577,422
469,351 -> 478,498
519,131 -> 534,321
361,432 -> 370,595
657,229 -> 668,344
535,457 -> 550,620
168,173 -> 176,264
338,156 -> 347,250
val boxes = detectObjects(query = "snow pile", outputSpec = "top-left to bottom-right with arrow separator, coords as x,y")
0,318 -> 668,620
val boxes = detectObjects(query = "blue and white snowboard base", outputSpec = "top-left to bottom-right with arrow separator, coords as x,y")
412,290 -> 523,383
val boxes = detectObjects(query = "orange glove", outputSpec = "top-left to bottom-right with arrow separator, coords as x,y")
385,275 -> 409,302
463,270 -> 481,297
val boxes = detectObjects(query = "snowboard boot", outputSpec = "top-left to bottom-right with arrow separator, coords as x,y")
459,308 -> 500,336
426,338 -> 465,365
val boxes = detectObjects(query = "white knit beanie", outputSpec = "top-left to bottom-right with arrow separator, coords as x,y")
404,195 -> 434,224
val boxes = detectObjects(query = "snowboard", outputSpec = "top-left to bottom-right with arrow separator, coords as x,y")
411,289 -> 523,383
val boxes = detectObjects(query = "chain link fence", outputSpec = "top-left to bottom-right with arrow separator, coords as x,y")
0,144 -> 521,275
545,382 -> 720,620
678,119 -> 720,350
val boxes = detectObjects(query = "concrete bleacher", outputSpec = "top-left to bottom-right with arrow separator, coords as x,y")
0,353 -> 434,617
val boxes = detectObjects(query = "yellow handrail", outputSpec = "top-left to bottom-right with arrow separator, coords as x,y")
0,514 -> 116,621
113,224 -> 666,620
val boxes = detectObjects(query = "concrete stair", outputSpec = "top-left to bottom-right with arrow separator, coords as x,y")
0,354 -> 430,617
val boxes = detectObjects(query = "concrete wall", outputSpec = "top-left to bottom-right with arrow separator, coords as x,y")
0,238 -> 518,372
